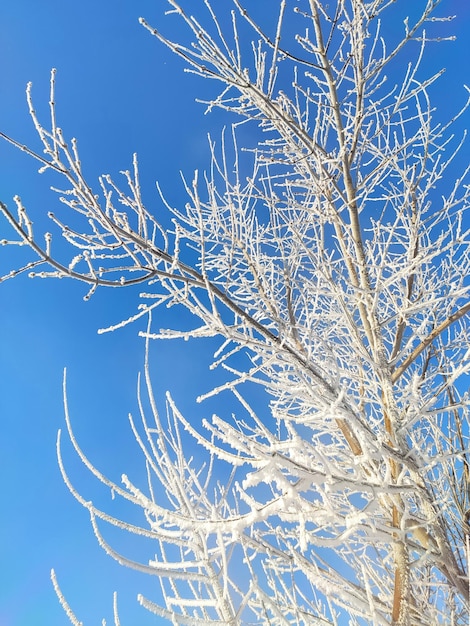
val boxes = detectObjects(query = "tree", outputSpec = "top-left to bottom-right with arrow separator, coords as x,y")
1,0 -> 469,623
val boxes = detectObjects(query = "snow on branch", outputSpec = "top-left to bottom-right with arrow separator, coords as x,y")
2,0 -> 470,624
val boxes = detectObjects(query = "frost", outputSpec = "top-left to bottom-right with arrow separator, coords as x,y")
2,0 -> 470,624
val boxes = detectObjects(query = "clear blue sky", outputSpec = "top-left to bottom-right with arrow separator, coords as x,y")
0,1 -> 469,625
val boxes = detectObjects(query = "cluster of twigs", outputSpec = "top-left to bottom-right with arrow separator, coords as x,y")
2,1 -> 470,624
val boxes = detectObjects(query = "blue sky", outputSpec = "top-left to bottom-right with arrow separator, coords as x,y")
0,1 -> 469,625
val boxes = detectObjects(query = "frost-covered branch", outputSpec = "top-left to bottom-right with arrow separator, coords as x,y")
2,1 -> 470,624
